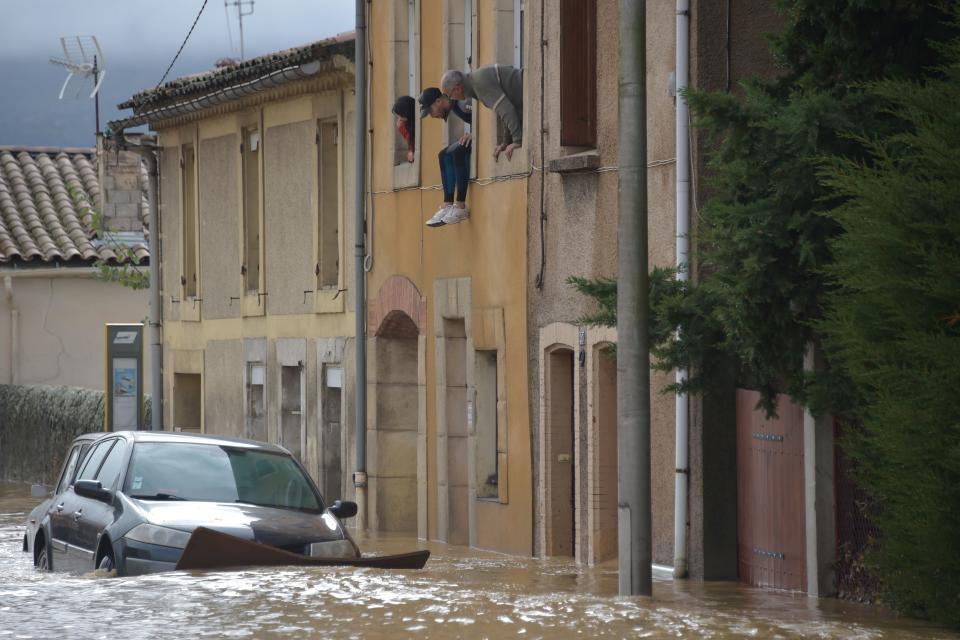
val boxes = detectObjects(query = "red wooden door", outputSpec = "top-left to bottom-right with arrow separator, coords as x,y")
736,389 -> 806,591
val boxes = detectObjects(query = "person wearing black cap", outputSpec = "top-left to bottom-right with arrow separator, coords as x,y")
392,95 -> 416,163
419,88 -> 473,227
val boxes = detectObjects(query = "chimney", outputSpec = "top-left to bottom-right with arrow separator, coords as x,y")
96,133 -> 145,233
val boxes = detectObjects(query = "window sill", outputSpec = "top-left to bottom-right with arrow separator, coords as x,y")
242,292 -> 266,317
490,147 -> 528,179
547,150 -> 600,174
181,297 -> 201,322
393,158 -> 419,190
314,287 -> 345,314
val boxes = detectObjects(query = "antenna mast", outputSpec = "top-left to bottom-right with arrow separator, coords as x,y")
225,0 -> 255,60
49,36 -> 106,138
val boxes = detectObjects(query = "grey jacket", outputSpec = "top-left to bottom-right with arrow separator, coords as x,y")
462,65 -> 523,145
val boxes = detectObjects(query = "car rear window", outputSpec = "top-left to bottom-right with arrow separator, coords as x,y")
123,442 -> 322,512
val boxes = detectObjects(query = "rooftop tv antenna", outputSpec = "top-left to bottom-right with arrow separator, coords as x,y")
225,0 -> 255,61
49,36 -> 106,135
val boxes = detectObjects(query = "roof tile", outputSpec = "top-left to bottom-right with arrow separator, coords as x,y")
0,147 -> 148,265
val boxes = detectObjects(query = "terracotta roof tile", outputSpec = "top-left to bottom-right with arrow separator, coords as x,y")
0,147 -> 148,265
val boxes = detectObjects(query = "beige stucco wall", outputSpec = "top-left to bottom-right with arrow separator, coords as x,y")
154,75 -> 358,501
0,273 -> 149,392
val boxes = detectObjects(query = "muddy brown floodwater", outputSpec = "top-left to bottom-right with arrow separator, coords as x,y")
1,482 -> 956,639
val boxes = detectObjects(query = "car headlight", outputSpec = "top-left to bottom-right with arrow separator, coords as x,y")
308,538 -> 359,559
124,524 -> 192,549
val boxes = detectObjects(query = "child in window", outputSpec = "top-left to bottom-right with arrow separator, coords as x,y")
392,95 -> 416,163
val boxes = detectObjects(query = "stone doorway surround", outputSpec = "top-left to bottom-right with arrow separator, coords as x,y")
586,327 -> 618,566
433,277 -> 474,546
536,322 -> 582,560
367,275 -> 428,539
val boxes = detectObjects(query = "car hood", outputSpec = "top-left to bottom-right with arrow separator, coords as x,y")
132,499 -> 346,550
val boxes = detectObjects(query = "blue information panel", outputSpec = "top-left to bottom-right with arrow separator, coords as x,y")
104,323 -> 144,431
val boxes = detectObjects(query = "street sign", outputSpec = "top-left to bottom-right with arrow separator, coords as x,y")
104,323 -> 144,431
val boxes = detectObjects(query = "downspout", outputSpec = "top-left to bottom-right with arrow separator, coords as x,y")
673,0 -> 691,579
144,149 -> 163,431
3,276 -> 18,385
352,0 -> 369,530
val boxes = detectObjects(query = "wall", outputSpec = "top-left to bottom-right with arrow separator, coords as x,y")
366,0 -> 533,555
155,75 -> 358,499
0,274 -> 149,391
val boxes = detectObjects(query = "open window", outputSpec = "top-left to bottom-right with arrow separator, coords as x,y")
560,0 -> 597,148
392,0 -> 420,186
488,0 -> 527,175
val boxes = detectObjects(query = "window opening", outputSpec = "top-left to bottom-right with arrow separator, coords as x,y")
182,144 -> 198,297
317,120 -> 339,289
241,127 -> 261,293
476,350 -> 499,499
560,0 -> 597,147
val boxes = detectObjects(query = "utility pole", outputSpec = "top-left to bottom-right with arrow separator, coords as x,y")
617,0 -> 652,596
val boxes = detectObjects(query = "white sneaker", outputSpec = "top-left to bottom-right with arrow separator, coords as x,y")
426,205 -> 451,227
441,205 -> 470,225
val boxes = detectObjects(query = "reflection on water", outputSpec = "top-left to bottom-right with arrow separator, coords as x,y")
2,482 -> 955,639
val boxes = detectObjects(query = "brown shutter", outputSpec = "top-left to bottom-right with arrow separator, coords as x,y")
560,0 -> 597,147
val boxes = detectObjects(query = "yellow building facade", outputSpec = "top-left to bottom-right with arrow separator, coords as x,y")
364,0 -> 533,553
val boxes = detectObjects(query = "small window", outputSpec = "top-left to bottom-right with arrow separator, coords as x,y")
317,120 -> 339,289
77,440 -> 114,482
241,126 -> 261,293
55,446 -> 82,495
560,0 -> 597,147
475,350 -> 499,499
393,0 -> 419,167
246,362 -> 267,442
95,439 -> 128,490
181,143 -> 199,297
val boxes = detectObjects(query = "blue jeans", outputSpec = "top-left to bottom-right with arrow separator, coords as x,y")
439,142 -> 471,203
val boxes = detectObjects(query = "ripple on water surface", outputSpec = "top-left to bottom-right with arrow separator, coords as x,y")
1,483 -> 956,640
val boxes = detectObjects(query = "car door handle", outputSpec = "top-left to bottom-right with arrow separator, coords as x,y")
56,503 -> 65,512
72,510 -> 83,521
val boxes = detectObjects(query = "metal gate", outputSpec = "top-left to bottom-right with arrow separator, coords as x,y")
736,389 -> 806,591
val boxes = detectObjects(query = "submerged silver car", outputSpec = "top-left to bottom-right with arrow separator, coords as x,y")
24,431 -> 359,576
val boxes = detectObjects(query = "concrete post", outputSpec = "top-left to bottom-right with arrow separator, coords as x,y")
617,0 -> 652,596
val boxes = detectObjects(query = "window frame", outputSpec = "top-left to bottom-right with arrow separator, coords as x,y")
179,129 -> 201,322
240,110 -> 267,318
391,0 -> 421,189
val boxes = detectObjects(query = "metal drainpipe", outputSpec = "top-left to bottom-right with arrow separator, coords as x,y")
673,0 -> 691,579
144,149 -> 163,431
352,0 -> 369,531
3,276 -> 18,385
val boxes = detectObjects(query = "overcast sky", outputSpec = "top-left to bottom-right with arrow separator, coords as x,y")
0,0 -> 355,147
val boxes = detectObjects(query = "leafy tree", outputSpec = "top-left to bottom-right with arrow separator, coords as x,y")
816,38 -> 960,624
71,186 -> 150,291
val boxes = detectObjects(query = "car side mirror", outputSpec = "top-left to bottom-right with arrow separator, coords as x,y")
329,500 -> 357,519
74,479 -> 112,504
31,484 -> 51,498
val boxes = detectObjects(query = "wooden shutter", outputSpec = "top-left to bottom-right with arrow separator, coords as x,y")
560,0 -> 597,147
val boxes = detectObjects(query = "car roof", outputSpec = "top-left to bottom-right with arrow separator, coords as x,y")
73,430 -> 287,453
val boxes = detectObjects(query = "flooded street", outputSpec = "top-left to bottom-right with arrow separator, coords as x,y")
2,482 -> 955,640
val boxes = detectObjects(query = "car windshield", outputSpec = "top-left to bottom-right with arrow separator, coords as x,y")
123,442 -> 323,512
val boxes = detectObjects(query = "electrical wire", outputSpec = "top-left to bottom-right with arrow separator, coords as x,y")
156,0 -> 210,89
